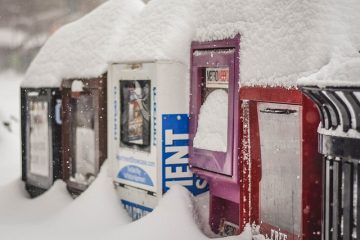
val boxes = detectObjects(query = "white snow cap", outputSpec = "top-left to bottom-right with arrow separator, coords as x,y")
195,0 -> 360,87
110,0 -> 198,64
22,0 -> 145,88
298,57 -> 360,87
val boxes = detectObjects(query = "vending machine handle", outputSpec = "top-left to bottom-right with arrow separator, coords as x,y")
55,99 -> 62,125
259,108 -> 297,115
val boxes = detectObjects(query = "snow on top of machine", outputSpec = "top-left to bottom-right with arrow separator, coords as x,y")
194,0 -> 360,87
22,0 -> 144,88
110,0 -> 198,64
298,57 -> 360,87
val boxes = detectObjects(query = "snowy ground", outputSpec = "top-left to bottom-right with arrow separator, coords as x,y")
0,72 -> 264,239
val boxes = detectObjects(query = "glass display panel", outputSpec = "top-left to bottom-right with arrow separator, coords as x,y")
69,94 -> 96,185
28,100 -> 50,177
258,103 -> 302,235
120,80 -> 151,151
193,67 -> 229,152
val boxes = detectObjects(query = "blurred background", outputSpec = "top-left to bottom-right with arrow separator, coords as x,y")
0,0 -> 109,74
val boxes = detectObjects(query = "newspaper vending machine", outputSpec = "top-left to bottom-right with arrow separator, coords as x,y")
21,88 -> 62,197
300,85 -> 360,240
108,61 -> 208,220
240,87 -> 322,240
189,35 -> 322,239
61,76 -> 107,196
189,36 -> 243,236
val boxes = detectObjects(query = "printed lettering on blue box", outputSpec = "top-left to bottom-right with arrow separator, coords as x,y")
162,114 -> 208,195
121,199 -> 152,221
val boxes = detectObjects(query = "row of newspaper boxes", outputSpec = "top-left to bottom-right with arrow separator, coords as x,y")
21,76 -> 107,196
21,35 -> 359,240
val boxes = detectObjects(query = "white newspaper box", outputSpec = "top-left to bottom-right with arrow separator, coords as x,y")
108,61 -> 208,220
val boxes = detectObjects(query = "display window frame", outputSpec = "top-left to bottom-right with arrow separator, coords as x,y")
189,47 -> 237,177
25,90 -> 53,189
119,79 -> 151,152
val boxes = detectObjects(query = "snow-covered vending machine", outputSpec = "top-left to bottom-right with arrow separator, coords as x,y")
108,61 -> 208,220
189,36 -> 243,236
240,87 -> 322,240
21,88 -> 62,197
189,35 -> 322,239
61,76 -> 107,196
300,85 -> 360,240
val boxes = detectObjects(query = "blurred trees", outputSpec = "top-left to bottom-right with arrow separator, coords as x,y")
0,0 -> 106,73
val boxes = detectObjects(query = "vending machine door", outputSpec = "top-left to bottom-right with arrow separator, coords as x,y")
68,92 -> 97,188
257,102 -> 302,239
189,48 -> 236,176
116,76 -> 156,192
24,90 -> 53,189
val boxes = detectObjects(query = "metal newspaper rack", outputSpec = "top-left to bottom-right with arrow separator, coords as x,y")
301,86 -> 360,240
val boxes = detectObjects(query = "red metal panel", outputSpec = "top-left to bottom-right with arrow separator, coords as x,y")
240,87 -> 303,104
240,87 -> 322,240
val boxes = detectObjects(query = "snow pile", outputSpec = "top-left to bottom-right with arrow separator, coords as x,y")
0,71 -> 22,186
194,0 -> 360,87
107,185 -> 264,240
23,0 -> 144,88
52,161 -> 131,228
194,90 -> 228,152
298,57 -> 360,87
0,180 -> 72,224
111,0 -> 199,64
0,152 -> 263,240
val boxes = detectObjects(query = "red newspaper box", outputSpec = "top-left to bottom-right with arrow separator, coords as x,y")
240,87 -> 322,240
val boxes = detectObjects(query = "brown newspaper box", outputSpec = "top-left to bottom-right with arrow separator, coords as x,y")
61,76 -> 107,196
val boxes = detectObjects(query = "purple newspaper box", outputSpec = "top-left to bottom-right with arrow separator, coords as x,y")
189,35 -> 241,236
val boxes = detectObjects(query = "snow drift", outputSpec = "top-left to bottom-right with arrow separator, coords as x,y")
111,0 -> 199,64
23,0 -> 144,88
0,180 -> 72,224
194,0 -> 360,87
298,57 -> 360,87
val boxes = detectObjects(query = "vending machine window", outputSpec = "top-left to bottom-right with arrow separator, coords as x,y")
120,80 -> 151,152
28,99 -> 51,178
21,88 -> 62,197
194,67 -> 229,151
69,94 -> 96,185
